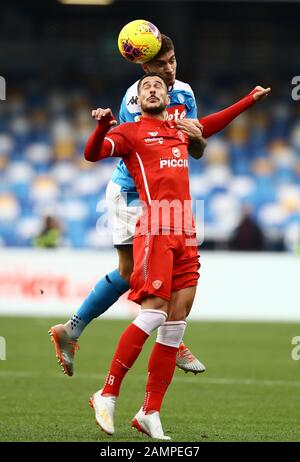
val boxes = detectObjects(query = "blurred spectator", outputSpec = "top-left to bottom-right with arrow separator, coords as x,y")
229,209 -> 265,251
33,216 -> 61,248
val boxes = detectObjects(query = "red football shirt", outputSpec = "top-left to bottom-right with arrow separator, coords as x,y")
90,116 -> 195,234
84,90 -> 260,233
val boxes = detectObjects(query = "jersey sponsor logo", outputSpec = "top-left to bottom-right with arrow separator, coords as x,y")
148,132 -> 158,136
126,103 -> 186,123
144,137 -> 164,145
166,104 -> 186,121
127,95 -> 139,106
152,280 -> 162,290
160,158 -> 188,168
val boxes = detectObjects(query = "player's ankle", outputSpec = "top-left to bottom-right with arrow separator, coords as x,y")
101,392 -> 117,398
64,316 -> 86,340
144,409 -> 157,415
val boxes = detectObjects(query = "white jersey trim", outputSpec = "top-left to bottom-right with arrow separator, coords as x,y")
104,137 -> 115,157
124,81 -> 140,115
135,151 -> 152,205
172,79 -> 194,94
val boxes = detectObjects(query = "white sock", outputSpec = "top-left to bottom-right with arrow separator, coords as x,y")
64,315 -> 87,340
157,321 -> 186,348
133,309 -> 168,335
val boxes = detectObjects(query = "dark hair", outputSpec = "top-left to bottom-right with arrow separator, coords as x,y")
137,72 -> 169,94
152,34 -> 175,61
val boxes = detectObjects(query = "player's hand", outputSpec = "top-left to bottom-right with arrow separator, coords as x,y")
186,119 -> 204,133
91,108 -> 118,126
176,119 -> 207,159
252,86 -> 271,101
175,119 -> 204,141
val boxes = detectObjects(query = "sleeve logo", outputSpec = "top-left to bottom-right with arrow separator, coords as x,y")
127,95 -> 139,106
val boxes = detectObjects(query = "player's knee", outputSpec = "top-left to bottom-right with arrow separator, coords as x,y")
168,313 -> 186,322
133,309 -> 167,335
118,257 -> 133,282
141,296 -> 169,313
118,265 -> 132,283
118,249 -> 134,282
185,303 -> 193,318
168,286 -> 196,321
167,306 -> 186,322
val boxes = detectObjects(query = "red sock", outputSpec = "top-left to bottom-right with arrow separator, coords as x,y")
102,323 -> 149,396
143,342 -> 178,413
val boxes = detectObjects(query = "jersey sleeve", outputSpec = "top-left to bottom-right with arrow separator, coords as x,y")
84,121 -> 133,162
199,90 -> 257,138
105,126 -> 134,158
185,87 -> 198,119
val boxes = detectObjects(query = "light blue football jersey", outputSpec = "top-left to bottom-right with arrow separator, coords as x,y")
111,79 -> 198,193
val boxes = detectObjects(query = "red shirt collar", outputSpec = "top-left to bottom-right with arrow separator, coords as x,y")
140,115 -> 174,129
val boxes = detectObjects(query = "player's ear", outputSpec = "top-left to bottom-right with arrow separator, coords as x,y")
166,94 -> 170,106
137,95 -> 141,106
141,63 -> 149,73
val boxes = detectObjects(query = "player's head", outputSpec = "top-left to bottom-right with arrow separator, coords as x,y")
141,34 -> 177,87
137,72 -> 170,115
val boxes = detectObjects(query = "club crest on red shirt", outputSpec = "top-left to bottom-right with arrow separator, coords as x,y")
172,147 -> 181,158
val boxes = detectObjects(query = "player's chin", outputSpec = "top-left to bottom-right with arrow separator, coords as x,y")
165,74 -> 175,86
143,102 -> 164,114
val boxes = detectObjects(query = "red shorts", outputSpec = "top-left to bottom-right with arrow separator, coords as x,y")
128,232 -> 200,305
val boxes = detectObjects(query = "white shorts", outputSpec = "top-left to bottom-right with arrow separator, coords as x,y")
106,180 -> 142,246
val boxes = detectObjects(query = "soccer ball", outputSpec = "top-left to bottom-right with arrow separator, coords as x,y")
118,19 -> 162,64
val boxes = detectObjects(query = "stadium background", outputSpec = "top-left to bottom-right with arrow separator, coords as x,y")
0,0 -> 300,443
0,0 -> 299,320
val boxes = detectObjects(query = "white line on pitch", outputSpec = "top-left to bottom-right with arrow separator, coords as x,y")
0,371 -> 300,387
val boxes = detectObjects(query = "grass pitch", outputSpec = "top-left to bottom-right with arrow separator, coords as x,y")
0,317 -> 300,442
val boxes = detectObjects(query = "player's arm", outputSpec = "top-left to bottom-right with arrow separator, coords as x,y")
84,108 -> 131,162
189,135 -> 207,160
199,86 -> 271,138
177,86 -> 271,139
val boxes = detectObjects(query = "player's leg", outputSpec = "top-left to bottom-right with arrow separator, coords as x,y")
164,284 -> 205,373
67,182 -> 136,336
72,184 -> 136,335
133,287 -> 196,440
62,246 -> 133,344
48,265 -> 130,375
166,287 -> 205,373
90,296 -> 169,435
48,182 -> 137,376
166,239 -> 205,374
127,234 -> 175,439
90,233 -> 172,436
116,245 -> 133,281
100,297 -> 169,398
